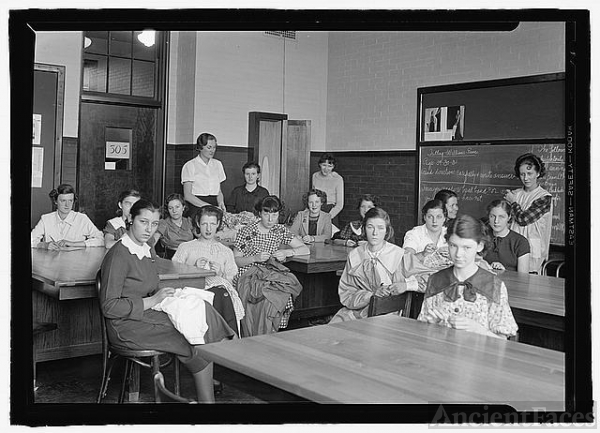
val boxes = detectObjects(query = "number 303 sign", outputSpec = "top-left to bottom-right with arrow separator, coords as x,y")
106,141 -> 130,159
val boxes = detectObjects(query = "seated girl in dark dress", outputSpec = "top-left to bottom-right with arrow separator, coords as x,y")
483,199 -> 530,273
99,199 -> 235,402
331,194 -> 380,247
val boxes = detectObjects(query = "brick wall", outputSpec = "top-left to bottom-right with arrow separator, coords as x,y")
326,23 -> 566,151
310,151 -> 418,244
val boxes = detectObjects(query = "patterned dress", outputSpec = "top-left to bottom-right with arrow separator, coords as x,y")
234,221 -> 296,329
417,266 -> 518,338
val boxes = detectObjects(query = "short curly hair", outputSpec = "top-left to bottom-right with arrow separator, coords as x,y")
302,188 -> 327,208
357,194 -> 380,209
514,153 -> 546,178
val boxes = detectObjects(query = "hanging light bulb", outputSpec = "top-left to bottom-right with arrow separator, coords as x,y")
137,30 -> 156,47
84,37 -> 92,48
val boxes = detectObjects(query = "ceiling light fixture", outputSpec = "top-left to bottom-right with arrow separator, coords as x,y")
84,37 -> 92,48
137,30 -> 156,47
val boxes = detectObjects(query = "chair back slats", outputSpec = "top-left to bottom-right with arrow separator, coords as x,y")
367,292 -> 413,318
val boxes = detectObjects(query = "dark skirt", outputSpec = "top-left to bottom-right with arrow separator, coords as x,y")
185,195 -> 219,220
107,302 -> 235,374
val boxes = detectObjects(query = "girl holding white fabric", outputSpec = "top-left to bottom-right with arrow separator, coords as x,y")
99,199 -> 235,403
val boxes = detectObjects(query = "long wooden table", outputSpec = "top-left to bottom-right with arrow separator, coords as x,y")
31,247 -> 214,362
499,270 -> 565,351
198,315 -> 565,410
285,242 -> 351,319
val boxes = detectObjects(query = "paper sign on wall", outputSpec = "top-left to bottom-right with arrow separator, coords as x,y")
32,114 -> 42,145
32,146 -> 44,188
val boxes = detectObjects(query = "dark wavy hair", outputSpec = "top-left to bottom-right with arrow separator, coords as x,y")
445,214 -> 491,255
362,207 -> 395,242
255,195 -> 283,215
195,132 -> 217,153
421,199 -> 447,223
127,199 -> 161,228
192,205 -> 223,235
49,184 -> 78,210
115,189 -> 141,216
242,161 -> 261,174
514,153 -> 546,178
486,199 -> 514,225
434,189 -> 458,206
302,188 -> 327,208
317,152 -> 337,168
163,193 -> 186,217
357,194 -> 380,209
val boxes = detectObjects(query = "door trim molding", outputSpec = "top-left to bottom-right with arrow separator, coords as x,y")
34,63 -> 65,187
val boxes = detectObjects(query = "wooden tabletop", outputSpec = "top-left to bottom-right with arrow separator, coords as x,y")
499,270 -> 564,317
197,315 -> 564,410
285,242 -> 351,273
31,247 -> 214,300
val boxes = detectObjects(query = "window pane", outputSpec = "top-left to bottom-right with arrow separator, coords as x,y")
82,54 -> 107,92
84,31 -> 108,55
110,31 -> 132,58
108,57 -> 131,95
133,31 -> 156,61
132,60 -> 155,98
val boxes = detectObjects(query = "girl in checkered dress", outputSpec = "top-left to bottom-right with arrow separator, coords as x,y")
233,196 -> 309,334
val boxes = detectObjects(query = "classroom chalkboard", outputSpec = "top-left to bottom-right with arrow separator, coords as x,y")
419,74 -> 564,142
418,143 -> 565,246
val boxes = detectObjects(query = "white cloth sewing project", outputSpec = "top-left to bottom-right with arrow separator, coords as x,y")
152,287 -> 215,345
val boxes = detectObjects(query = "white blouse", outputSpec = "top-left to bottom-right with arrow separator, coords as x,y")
31,211 -> 104,247
180,156 -> 226,196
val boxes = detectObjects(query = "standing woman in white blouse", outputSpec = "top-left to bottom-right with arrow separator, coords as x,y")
31,183 -> 104,249
311,153 -> 344,227
181,133 -> 227,220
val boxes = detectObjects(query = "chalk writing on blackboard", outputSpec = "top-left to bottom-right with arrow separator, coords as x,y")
419,143 -> 565,245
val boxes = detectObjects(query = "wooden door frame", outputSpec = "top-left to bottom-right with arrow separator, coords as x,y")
248,111 -> 288,156
34,63 -> 65,187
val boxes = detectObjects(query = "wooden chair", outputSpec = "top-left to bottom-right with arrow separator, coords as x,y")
96,271 -> 180,403
367,292 -> 413,318
154,371 -> 197,403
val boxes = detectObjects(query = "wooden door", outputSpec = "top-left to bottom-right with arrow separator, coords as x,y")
249,112 -> 311,218
78,102 -> 159,228
281,120 -> 311,215
31,64 -> 64,228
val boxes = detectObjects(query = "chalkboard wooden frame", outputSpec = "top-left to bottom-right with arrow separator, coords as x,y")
416,73 -> 565,246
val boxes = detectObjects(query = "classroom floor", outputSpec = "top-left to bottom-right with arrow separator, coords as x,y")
34,317 -> 321,404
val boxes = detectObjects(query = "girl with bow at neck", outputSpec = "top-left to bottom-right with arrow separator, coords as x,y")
418,214 -> 518,339
329,207 -> 420,323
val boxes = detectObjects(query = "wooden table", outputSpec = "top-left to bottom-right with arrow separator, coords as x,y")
197,315 -> 565,410
31,247 -> 214,362
285,242 -> 351,319
499,270 -> 564,351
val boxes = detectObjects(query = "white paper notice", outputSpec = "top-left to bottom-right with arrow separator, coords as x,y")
33,114 -> 42,145
105,161 -> 116,170
32,147 -> 44,188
